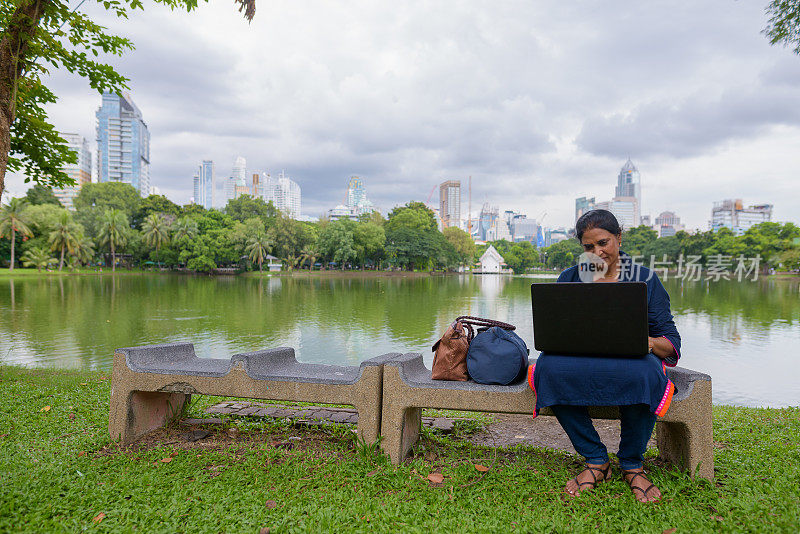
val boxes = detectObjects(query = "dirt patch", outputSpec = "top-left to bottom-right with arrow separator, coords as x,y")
468,414 -> 656,453
96,421 -> 352,457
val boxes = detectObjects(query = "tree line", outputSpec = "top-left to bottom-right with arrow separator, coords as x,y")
2,183 -> 799,273
538,223 -> 800,272
0,184 -> 478,273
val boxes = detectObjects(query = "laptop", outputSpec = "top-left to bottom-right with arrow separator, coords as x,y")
530,282 -> 649,356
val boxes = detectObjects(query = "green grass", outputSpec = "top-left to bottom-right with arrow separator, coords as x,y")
1,366 -> 798,533
0,267 -> 151,278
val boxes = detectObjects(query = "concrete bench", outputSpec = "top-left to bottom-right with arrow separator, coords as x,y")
380,353 -> 714,480
109,343 -> 398,446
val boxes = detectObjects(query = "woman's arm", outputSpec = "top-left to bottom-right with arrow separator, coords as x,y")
648,336 -> 676,360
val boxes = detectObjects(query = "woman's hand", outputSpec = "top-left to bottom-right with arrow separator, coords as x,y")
648,336 -> 676,359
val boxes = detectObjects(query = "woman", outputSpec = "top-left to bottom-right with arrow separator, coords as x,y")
531,209 -> 681,503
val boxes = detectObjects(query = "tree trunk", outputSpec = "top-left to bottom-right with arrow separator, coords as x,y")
58,245 -> 64,271
8,228 -> 15,270
111,242 -> 116,273
259,259 -> 262,273
0,0 -> 48,200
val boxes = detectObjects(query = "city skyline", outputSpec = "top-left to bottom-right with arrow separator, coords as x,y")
3,1 -> 800,229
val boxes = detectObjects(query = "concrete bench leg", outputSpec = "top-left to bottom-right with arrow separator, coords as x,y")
656,379 -> 714,480
109,389 -> 190,445
381,404 -> 422,464
656,418 -> 714,480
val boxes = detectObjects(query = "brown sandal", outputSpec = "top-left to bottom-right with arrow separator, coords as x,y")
568,463 -> 611,496
622,469 -> 661,503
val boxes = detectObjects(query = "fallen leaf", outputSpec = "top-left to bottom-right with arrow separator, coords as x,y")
427,473 -> 444,484
474,464 -> 490,472
68,414 -> 76,421
40,406 -> 51,412
80,382 -> 88,386
77,451 -> 86,457
160,457 -> 172,463
366,470 -> 380,477
259,528 -> 270,534
92,512 -> 106,523
662,529 -> 677,534
170,451 -> 179,457
265,500 -> 278,509
714,516 -> 724,522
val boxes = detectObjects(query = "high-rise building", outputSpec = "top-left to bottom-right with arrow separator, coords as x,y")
95,92 -> 150,196
263,171 -> 301,218
654,211 -> 685,237
595,196 -> 640,230
711,199 -> 772,235
192,160 -> 215,209
53,133 -> 92,210
575,196 -> 595,222
346,176 -> 376,216
616,159 -> 641,206
252,173 -> 261,198
439,180 -> 461,228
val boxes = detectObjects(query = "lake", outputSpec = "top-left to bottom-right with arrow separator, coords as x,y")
1,273 -> 798,407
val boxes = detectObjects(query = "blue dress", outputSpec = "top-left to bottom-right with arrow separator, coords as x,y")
530,252 -> 682,417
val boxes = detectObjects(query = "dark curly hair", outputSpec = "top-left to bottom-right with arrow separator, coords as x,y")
575,209 -> 622,241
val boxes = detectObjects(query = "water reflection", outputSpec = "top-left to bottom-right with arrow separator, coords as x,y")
0,274 -> 798,407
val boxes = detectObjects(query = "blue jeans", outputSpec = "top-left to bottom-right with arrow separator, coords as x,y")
551,404 -> 657,470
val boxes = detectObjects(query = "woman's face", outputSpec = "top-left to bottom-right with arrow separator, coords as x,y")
580,227 -> 621,267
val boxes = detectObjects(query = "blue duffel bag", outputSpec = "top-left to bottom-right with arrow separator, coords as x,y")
466,326 -> 530,385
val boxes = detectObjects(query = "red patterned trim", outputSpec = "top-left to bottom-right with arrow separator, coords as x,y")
655,379 -> 674,417
527,363 -> 538,418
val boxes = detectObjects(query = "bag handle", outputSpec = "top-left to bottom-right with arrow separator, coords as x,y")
455,315 -> 516,342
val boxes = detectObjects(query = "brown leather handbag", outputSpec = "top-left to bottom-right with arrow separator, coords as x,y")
431,316 -> 516,381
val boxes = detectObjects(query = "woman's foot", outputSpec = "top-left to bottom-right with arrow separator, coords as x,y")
565,462 -> 611,496
622,468 -> 662,503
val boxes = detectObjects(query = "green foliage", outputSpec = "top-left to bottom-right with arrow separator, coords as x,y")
224,195 -> 278,224
48,211 -> 82,271
621,225 -> 658,257
764,0 -> 800,54
74,182 -> 141,237
0,196 -> 33,269
544,239 -> 583,269
24,184 -> 61,206
503,240 -> 539,274
443,226 -> 477,267
271,213 -> 316,270
245,232 -> 273,272
132,195 -> 180,229
317,219 -> 358,267
97,208 -> 129,271
20,246 -> 55,271
385,202 -> 455,270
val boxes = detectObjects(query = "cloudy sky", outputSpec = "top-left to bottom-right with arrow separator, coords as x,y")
5,0 -> 800,229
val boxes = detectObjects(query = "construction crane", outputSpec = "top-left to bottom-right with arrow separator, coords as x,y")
425,185 -> 437,208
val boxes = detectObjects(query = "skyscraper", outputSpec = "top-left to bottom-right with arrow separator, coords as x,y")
263,171 -> 301,218
575,196 -> 595,222
439,180 -> 461,228
616,158 -> 641,203
95,92 -> 150,196
192,160 -> 215,209
711,199 -> 772,235
53,133 -> 92,210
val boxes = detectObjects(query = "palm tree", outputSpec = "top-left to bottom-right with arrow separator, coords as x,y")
142,213 -> 171,265
48,211 -> 81,271
0,197 -> 33,270
72,232 -> 95,266
20,247 -> 55,272
172,217 -> 198,241
97,208 -> 129,273
245,232 -> 273,273
300,247 -> 318,270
